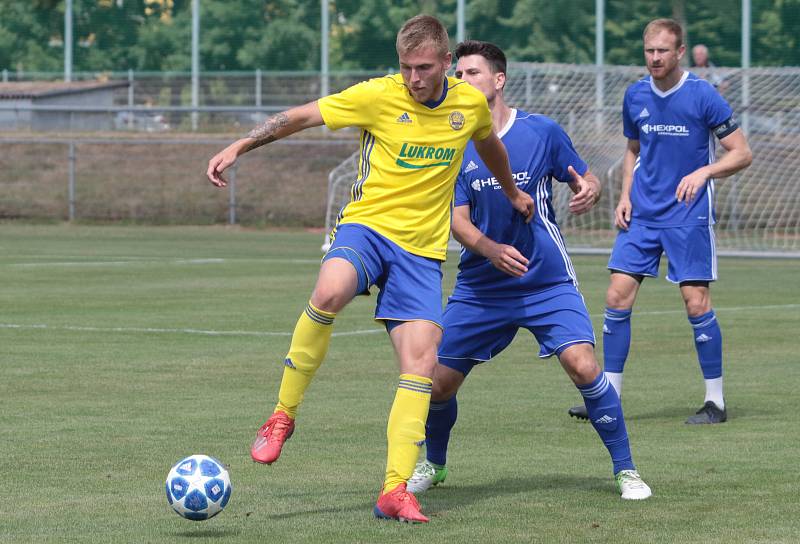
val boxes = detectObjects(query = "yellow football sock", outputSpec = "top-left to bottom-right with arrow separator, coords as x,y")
383,374 -> 432,493
274,302 -> 335,419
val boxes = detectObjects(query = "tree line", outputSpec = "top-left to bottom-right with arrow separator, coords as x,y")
1,0 -> 797,73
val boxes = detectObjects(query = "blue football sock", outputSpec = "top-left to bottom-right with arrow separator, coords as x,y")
603,308 -> 632,373
577,373 -> 635,474
689,310 -> 723,380
424,396 -> 457,467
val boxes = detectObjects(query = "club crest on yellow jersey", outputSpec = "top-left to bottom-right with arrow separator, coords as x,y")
449,111 -> 465,130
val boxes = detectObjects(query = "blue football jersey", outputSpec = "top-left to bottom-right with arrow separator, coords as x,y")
623,71 -> 733,227
452,109 -> 587,298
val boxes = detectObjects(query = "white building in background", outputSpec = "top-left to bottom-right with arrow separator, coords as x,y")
0,80 -> 128,131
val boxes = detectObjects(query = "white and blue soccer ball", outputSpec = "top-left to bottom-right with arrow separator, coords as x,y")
165,454 -> 232,520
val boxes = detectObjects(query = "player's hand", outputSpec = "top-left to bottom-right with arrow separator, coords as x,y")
676,169 -> 709,204
614,197 -> 632,230
510,190 -> 535,223
487,243 -> 529,278
206,144 -> 240,188
567,165 -> 599,215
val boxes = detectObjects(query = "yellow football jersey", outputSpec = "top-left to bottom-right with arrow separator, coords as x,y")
318,74 -> 492,261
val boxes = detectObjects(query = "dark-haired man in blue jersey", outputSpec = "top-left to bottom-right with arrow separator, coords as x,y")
407,40 -> 652,500
569,19 -> 752,425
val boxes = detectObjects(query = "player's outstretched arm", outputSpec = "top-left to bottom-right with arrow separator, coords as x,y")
206,101 -> 324,188
452,205 -> 528,278
472,132 -> 535,223
616,139 -> 639,230
676,128 -> 753,203
567,166 -> 601,215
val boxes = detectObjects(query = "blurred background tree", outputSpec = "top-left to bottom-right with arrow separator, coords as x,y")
0,0 -> 796,73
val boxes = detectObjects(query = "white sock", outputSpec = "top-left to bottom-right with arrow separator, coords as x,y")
704,377 -> 724,409
605,372 -> 623,397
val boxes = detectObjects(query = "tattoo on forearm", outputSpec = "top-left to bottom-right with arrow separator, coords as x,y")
245,112 -> 290,149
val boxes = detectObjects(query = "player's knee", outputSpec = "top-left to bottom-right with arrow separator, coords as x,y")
605,284 -> 626,308
680,282 -> 711,317
560,346 -> 600,385
605,287 -> 634,310
431,368 -> 464,401
685,299 -> 711,317
572,359 -> 600,384
309,284 -> 351,313
683,289 -> 711,317
397,350 -> 439,382
606,273 -> 640,309
431,379 -> 459,401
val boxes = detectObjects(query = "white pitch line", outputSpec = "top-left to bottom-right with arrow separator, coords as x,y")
0,303 -> 796,339
0,323 -> 291,336
588,303 -> 800,318
6,257 -> 321,268
0,322 -> 384,338
331,329 -> 384,337
9,258 -> 226,267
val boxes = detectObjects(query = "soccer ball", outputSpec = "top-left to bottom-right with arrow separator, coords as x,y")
165,454 -> 232,520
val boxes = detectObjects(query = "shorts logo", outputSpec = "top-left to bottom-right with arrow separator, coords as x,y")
449,111 -> 465,130
284,358 -> 296,369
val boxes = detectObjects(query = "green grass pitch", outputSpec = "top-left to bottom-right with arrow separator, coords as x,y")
1,224 -> 798,543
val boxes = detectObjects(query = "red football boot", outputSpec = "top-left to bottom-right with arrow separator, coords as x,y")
250,411 -> 295,464
373,483 -> 429,523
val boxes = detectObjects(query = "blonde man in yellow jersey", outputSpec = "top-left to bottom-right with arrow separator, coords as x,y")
206,15 -> 534,523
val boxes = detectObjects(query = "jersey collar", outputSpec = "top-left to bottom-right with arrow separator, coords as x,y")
649,70 -> 689,98
496,108 -> 517,139
422,78 -> 449,109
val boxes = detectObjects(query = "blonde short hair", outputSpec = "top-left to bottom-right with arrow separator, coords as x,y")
396,15 -> 450,57
643,18 -> 684,48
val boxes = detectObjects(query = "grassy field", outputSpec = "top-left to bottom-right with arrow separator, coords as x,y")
1,224 -> 798,543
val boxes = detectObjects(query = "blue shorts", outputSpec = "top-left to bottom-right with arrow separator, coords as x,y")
323,223 -> 444,327
608,223 -> 717,283
438,283 -> 596,376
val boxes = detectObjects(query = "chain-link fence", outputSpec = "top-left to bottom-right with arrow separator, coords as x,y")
326,63 -> 800,256
0,134 -> 356,226
0,70 -> 385,132
2,1 -> 799,253
1,69 -> 385,107
3,62 -> 800,254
